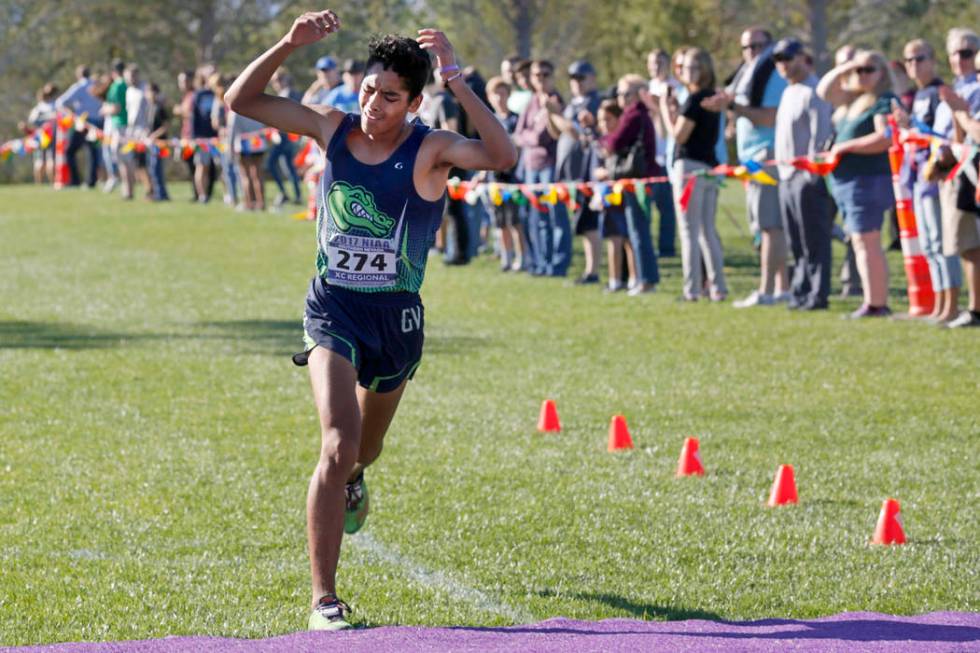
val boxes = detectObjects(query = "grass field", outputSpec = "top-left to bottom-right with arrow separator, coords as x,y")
0,183 -> 977,646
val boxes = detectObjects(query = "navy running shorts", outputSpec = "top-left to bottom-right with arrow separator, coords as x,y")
292,276 -> 424,393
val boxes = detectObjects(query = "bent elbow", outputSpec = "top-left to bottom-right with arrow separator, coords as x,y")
496,145 -> 518,171
225,89 -> 243,114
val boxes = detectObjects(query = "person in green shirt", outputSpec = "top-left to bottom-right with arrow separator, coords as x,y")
818,49 -> 897,318
101,60 -> 133,199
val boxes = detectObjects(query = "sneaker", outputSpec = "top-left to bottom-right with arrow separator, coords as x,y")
604,281 -> 626,293
627,283 -> 656,296
947,310 -> 980,329
273,193 -> 287,208
344,473 -> 369,535
309,595 -> 352,631
733,291 -> 773,308
847,304 -> 892,319
709,290 -> 728,303
574,274 -> 600,285
102,178 -> 117,193
772,291 -> 792,304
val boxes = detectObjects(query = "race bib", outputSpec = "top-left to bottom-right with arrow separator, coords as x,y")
325,233 -> 398,289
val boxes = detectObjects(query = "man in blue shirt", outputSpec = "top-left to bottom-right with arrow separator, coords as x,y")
324,59 -> 365,114
55,65 -> 103,188
705,28 -> 790,308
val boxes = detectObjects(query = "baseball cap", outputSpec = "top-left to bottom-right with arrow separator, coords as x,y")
342,59 -> 365,74
568,60 -> 596,78
315,56 -> 337,71
772,38 -> 804,60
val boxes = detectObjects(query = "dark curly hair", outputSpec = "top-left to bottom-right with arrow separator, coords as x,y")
365,34 -> 431,100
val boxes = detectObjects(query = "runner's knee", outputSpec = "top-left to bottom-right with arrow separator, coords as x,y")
316,426 -> 360,483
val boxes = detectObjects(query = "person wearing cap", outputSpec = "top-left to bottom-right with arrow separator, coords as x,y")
303,56 -> 340,105
773,38 -> 834,310
504,57 -> 533,117
546,60 -> 602,283
324,59 -> 365,114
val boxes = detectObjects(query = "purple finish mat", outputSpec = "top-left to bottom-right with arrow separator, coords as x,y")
5,611 -> 979,652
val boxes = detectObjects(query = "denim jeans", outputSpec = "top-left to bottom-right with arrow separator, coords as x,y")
914,184 -> 962,290
524,166 -> 571,276
651,180 -> 676,256
266,137 -> 301,201
624,191 -> 660,284
221,150 -> 239,205
149,146 -> 169,200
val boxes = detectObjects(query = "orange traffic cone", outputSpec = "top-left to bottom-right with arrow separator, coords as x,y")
767,464 -> 798,506
676,437 -> 705,476
872,498 -> 907,545
537,399 -> 560,433
607,415 -> 633,451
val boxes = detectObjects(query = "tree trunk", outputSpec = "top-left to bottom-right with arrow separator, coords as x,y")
511,0 -> 534,59
808,0 -> 829,74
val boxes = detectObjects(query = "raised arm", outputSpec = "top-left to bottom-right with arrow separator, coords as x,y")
416,29 -> 517,171
816,61 -> 857,108
225,10 -> 344,148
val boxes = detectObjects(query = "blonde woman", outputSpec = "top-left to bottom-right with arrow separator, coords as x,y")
818,49 -> 897,318
661,47 -> 727,301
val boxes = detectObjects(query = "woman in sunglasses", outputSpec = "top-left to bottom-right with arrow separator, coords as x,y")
817,50 -> 897,318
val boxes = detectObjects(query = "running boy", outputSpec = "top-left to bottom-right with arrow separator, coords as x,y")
225,10 -> 517,631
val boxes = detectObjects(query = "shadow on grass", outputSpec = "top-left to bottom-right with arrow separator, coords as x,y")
534,589 -> 721,621
0,321 -> 152,350
0,319 -> 487,358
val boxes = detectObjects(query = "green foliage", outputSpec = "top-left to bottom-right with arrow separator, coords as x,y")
1,184 -> 978,644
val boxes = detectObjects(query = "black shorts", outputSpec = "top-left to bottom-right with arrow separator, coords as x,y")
292,276 -> 424,393
600,208 -> 628,238
574,205 -> 599,235
493,202 -> 519,229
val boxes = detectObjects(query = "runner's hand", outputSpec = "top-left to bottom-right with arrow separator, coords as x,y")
417,29 -> 456,70
285,10 -> 340,47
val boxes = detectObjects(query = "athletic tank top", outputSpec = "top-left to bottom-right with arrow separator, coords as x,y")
316,114 -> 446,294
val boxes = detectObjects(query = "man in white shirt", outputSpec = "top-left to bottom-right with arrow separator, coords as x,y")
773,38 -> 834,310
123,65 -> 152,198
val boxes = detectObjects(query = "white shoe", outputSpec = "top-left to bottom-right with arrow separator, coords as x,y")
627,283 -> 657,296
102,178 -> 117,193
733,291 -> 774,308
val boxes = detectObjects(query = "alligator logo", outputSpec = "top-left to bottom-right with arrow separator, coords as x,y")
327,181 -> 395,238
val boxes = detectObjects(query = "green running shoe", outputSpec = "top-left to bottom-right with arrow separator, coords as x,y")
344,472 -> 369,535
308,595 -> 352,631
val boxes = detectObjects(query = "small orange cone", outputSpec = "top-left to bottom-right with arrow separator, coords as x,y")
767,464 -> 798,506
607,415 -> 633,451
872,498 -> 907,545
537,399 -> 561,433
676,437 -> 705,476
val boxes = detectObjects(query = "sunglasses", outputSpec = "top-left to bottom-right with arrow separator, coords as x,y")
952,48 -> 976,59
741,42 -> 767,52
773,53 -> 795,63
904,54 -> 928,64
855,66 -> 878,75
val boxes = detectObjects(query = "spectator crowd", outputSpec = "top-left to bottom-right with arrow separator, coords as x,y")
10,25 -> 980,328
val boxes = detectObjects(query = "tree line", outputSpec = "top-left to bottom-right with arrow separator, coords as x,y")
2,0 -> 977,181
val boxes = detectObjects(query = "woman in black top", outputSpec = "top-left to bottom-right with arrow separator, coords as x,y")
661,47 -> 727,301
